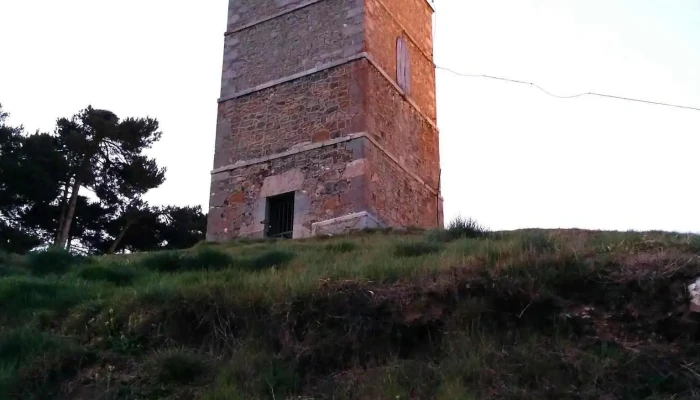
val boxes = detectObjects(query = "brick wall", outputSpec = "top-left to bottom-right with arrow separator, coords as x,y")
214,61 -> 367,169
221,0 -> 364,98
365,65 -> 439,189
365,0 -> 436,122
363,140 -> 440,229
208,139 -> 367,242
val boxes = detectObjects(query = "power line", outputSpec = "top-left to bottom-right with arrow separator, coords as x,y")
436,66 -> 700,112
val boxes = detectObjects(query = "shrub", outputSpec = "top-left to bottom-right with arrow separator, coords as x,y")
152,349 -> 209,384
77,265 -> 137,286
429,216 -> 489,243
141,248 -> 235,273
189,248 -> 236,270
325,241 -> 358,253
394,241 -> 441,258
25,248 -> 86,276
243,250 -> 295,271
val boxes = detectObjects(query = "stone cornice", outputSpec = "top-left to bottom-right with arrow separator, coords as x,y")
210,132 -> 442,199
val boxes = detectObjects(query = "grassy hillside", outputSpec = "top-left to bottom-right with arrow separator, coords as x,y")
1,225 -> 700,399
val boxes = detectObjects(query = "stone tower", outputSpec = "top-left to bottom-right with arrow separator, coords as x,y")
207,0 -> 442,241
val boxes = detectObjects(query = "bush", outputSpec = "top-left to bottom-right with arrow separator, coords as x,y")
141,248 -> 235,273
325,241 -> 358,253
428,216 -> 489,243
25,248 -> 87,276
394,241 -> 441,258
77,265 -> 137,286
243,250 -> 295,271
152,349 -> 209,384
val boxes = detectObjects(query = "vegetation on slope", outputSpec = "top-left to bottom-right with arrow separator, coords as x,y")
1,222 -> 700,399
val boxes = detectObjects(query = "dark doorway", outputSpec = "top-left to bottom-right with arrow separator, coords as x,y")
266,192 -> 295,239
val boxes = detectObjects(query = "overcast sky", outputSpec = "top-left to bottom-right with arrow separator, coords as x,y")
1,0 -> 698,233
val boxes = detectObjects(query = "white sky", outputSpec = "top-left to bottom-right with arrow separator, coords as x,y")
1,0 -> 698,233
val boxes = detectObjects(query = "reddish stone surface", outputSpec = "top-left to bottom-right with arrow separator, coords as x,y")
365,0 -> 436,122
365,65 -> 439,189
363,139 -> 440,229
374,0 -> 434,57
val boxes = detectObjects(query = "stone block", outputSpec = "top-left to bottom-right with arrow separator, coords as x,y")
311,211 -> 384,236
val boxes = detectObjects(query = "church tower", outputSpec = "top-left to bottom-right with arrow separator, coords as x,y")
208,0 -> 442,240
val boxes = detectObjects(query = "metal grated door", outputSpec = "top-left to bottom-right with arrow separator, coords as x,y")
266,192 -> 295,239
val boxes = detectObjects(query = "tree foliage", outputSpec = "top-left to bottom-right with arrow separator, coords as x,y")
0,104 -> 206,255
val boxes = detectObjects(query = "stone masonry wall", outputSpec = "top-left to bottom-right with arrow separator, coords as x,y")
363,139 -> 440,229
365,0 -> 436,122
366,65 -> 440,190
208,139 -> 367,242
221,0 -> 364,98
373,0 -> 434,57
214,61 -> 367,169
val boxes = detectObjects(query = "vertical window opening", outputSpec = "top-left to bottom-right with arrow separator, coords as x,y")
266,192 -> 295,239
396,36 -> 411,94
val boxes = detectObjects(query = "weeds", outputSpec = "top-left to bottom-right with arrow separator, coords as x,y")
0,327 -> 90,397
242,249 -> 295,271
429,216 -> 489,243
394,241 -> 442,258
325,241 -> 358,253
140,248 -> 234,272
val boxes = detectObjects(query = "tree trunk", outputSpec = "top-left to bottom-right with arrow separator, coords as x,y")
54,182 -> 70,246
55,177 -> 82,249
108,220 -> 134,254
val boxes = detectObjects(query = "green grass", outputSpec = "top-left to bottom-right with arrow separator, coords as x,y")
394,240 -> 442,257
0,327 -> 91,397
77,264 -> 138,286
0,228 -> 699,398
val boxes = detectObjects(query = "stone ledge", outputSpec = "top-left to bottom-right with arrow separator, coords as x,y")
210,132 -> 443,200
311,211 -> 385,236
218,53 -> 368,103
211,133 -> 367,175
